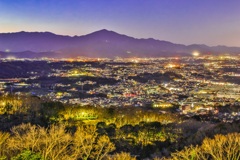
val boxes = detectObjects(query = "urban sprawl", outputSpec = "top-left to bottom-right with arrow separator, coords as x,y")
0,55 -> 239,123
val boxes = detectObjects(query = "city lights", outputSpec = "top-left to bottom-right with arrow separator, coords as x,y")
192,51 -> 200,57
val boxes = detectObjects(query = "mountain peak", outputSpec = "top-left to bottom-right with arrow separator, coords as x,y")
98,29 -> 111,32
84,29 -> 132,41
89,29 -> 118,35
0,29 -> 240,58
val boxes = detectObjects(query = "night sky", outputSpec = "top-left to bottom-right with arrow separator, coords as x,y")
0,0 -> 240,46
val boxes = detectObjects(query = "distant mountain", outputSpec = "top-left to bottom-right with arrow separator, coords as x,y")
0,29 -> 240,58
0,51 -> 60,59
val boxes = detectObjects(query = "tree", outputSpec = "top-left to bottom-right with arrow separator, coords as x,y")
107,152 -> 136,160
170,133 -> 240,160
7,123 -> 73,160
72,125 -> 115,160
38,125 -> 72,160
200,133 -> 240,160
94,135 -> 115,160
11,150 -> 43,160
171,145 -> 201,160
0,131 -> 10,158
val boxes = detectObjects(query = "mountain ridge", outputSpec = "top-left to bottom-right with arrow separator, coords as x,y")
0,29 -> 239,58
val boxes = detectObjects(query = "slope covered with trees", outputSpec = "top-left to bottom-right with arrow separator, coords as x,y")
0,95 -> 239,159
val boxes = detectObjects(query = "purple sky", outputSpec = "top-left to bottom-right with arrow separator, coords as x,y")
0,0 -> 240,46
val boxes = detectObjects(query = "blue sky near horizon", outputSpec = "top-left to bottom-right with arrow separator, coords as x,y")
0,0 -> 240,46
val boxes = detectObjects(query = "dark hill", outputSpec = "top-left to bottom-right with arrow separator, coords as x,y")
0,29 -> 240,58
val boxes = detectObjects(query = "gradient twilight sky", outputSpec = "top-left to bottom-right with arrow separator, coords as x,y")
0,0 -> 240,46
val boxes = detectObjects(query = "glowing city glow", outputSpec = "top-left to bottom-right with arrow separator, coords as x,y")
5,49 -> 10,52
192,51 -> 200,57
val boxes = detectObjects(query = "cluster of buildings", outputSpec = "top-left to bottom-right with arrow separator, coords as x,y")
0,55 -> 239,122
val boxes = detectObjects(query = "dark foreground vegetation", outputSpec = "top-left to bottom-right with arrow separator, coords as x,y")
0,95 -> 239,160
